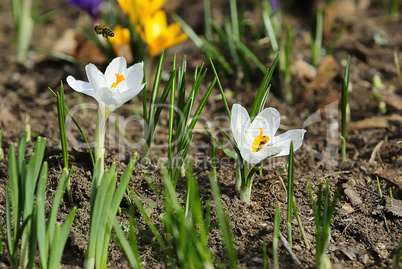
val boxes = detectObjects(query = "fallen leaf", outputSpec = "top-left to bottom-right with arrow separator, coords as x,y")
342,183 -> 362,206
375,168 -> 402,191
309,55 -> 340,91
385,197 -> 402,218
347,114 -> 402,130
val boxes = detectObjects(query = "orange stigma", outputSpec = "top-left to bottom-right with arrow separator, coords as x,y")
111,73 -> 125,88
252,128 -> 270,152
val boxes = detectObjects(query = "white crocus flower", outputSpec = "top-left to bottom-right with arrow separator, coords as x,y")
67,57 -> 145,113
67,57 -> 145,183
231,104 -> 306,164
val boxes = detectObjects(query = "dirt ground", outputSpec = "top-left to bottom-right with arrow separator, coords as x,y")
0,0 -> 401,268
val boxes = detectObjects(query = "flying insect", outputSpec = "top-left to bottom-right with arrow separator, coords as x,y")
94,25 -> 114,38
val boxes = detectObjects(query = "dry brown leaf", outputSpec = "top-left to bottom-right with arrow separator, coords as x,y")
309,55 -> 340,91
342,183 -> 362,206
0,107 -> 18,123
347,114 -> 402,130
290,59 -> 317,81
375,168 -> 402,191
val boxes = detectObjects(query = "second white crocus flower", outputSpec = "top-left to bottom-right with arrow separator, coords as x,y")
67,57 -> 145,183
231,103 -> 306,164
230,103 -> 306,203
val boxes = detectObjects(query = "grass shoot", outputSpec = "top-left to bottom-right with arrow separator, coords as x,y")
341,55 -> 351,162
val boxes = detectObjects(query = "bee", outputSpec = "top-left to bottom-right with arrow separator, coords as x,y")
94,25 -> 114,38
255,140 -> 268,152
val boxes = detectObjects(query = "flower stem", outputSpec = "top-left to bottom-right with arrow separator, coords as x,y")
94,104 -> 110,183
240,183 -> 252,203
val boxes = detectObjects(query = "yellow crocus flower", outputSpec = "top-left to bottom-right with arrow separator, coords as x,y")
117,0 -> 166,25
109,25 -> 130,46
141,10 -> 188,57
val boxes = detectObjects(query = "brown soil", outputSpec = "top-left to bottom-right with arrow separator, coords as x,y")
0,0 -> 401,268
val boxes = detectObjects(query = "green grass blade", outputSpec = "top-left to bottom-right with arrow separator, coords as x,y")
48,207 -> 76,268
250,53 -> 279,120
148,51 -> 165,123
36,162 -> 49,268
262,0 -> 279,52
46,168 -> 70,246
287,141 -> 295,247
229,0 -> 239,38
177,57 -> 187,113
110,153 -> 137,214
233,38 -> 266,73
203,0 -> 213,41
311,9 -> 323,67
210,59 -> 231,118
57,82 -> 69,169
97,174 -> 117,268
168,56 -> 177,176
152,69 -> 176,128
85,169 -> 112,267
209,171 -> 237,268
17,131 -> 28,181
8,143 -> 20,245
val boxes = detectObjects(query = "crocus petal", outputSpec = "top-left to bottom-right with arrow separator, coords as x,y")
86,64 -> 108,97
231,104 -> 251,146
248,107 -> 280,140
112,84 -> 145,108
66,76 -> 95,97
271,129 -> 306,157
126,62 -> 144,89
104,57 -> 127,83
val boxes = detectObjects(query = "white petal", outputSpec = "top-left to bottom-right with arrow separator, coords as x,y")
86,64 -> 108,96
104,57 -> 127,83
126,62 -> 144,89
66,76 -> 96,97
248,107 -> 280,139
238,145 -> 283,164
271,129 -> 306,157
231,104 -> 251,146
113,84 -> 145,107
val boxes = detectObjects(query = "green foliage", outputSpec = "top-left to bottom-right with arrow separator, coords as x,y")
286,141 -> 295,247
49,85 -> 95,167
341,55 -> 351,162
308,180 -> 341,269
2,132 -> 75,269
85,153 -> 138,269
165,56 -> 216,186
311,9 -> 323,67
36,167 -> 77,269
118,162 -> 237,268
142,51 -> 176,159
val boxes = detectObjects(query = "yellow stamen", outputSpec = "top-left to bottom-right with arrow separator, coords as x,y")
252,128 -> 270,153
111,73 -> 125,88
